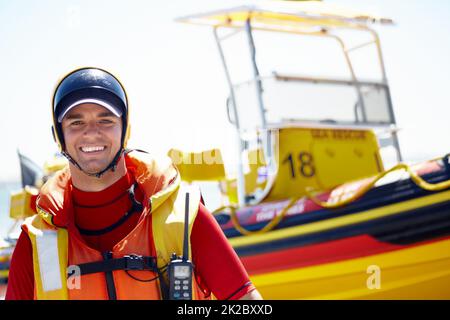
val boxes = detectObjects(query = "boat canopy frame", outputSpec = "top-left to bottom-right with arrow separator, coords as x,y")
177,2 -> 402,206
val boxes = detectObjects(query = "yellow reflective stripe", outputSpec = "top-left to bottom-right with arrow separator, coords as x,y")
25,215 -> 68,300
36,230 -> 62,292
57,228 -> 69,299
230,189 -> 450,248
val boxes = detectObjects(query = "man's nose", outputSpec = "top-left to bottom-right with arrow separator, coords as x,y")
83,121 -> 101,136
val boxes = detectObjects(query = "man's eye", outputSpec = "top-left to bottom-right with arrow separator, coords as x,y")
99,119 -> 113,124
71,121 -> 84,126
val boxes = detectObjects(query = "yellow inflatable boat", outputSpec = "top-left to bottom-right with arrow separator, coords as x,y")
174,1 -> 450,299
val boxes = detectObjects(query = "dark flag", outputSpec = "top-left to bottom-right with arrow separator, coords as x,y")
17,150 -> 43,188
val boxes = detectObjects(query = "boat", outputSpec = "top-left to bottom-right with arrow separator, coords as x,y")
173,1 -> 450,299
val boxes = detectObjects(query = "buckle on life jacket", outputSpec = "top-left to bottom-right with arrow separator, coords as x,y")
77,254 -> 158,275
124,254 -> 154,271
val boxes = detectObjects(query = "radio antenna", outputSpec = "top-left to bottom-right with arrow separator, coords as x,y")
183,192 -> 190,261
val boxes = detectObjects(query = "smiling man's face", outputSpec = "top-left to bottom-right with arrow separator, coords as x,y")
61,103 -> 122,174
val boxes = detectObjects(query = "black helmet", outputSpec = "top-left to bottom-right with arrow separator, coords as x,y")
51,67 -> 131,178
52,67 -> 129,151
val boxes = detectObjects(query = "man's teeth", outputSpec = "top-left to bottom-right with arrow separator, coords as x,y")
81,146 -> 105,153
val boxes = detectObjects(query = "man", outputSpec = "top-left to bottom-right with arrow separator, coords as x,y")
6,67 -> 262,300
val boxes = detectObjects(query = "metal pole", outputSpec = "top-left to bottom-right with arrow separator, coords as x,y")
244,18 -> 272,166
369,28 -> 403,162
245,19 -> 268,129
331,34 -> 368,123
213,27 -> 246,207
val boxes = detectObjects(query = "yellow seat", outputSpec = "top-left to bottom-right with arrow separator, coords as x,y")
167,148 -> 226,183
9,186 -> 39,220
264,126 -> 384,201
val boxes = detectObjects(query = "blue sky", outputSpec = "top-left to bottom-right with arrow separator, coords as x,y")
0,0 -> 449,182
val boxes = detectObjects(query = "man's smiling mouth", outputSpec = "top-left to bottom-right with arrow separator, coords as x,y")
80,146 -> 106,153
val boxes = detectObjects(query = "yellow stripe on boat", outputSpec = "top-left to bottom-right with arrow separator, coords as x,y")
251,237 -> 450,299
230,189 -> 450,248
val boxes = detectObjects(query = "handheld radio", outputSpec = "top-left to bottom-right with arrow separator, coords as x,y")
168,192 -> 193,300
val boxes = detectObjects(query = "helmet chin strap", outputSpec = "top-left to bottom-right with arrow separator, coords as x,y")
62,148 -> 125,179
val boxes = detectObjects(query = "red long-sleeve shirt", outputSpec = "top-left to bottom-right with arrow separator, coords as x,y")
6,172 -> 254,300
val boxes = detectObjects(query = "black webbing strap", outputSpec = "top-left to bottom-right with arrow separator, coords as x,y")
102,252 -> 117,300
78,254 -> 158,276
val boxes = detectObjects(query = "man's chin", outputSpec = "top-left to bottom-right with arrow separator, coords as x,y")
77,162 -> 110,175
69,151 -> 119,175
